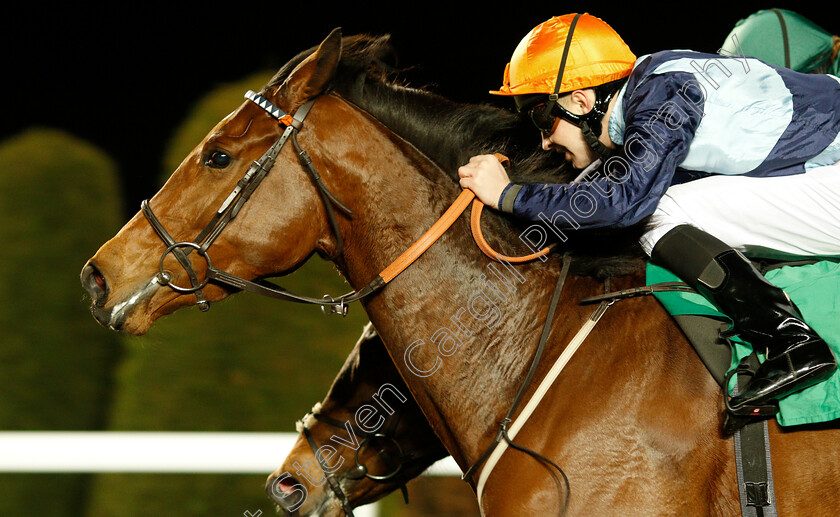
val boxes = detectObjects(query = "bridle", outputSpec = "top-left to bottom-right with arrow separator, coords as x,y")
299,410 -> 441,516
142,88 -> 564,515
141,89 -> 553,316
141,90 -> 360,314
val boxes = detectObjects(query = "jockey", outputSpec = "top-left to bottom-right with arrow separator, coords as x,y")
720,8 -> 839,75
458,13 -> 840,413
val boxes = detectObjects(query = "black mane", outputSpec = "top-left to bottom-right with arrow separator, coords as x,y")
267,34 -> 568,183
269,33 -> 646,278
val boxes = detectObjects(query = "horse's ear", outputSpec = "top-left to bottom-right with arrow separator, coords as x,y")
284,28 -> 343,102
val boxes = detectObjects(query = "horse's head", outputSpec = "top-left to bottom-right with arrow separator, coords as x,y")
267,323 -> 447,516
81,29 -> 365,334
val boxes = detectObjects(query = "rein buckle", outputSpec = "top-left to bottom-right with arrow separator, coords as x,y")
321,295 -> 349,317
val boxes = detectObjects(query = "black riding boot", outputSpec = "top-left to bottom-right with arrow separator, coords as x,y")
651,225 -> 837,411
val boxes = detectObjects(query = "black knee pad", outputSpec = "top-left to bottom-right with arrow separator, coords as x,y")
650,224 -> 733,290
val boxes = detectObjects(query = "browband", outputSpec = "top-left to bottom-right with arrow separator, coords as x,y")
245,90 -> 295,127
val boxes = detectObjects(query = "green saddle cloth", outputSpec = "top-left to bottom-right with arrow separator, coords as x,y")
647,260 -> 840,427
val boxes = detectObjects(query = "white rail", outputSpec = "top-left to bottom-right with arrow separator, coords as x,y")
0,431 -> 461,475
0,432 -> 465,517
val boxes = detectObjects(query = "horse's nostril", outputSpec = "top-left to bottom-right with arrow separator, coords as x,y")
81,262 -> 109,306
266,473 -> 307,511
92,270 -> 106,289
267,473 -> 293,497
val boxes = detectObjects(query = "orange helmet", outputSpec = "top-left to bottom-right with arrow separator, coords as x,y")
491,13 -> 636,97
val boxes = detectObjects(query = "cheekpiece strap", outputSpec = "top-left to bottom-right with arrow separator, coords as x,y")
245,90 -> 295,127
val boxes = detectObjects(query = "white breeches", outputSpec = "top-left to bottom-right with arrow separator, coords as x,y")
640,163 -> 840,259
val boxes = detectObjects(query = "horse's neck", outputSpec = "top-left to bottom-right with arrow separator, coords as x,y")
328,130 -> 600,467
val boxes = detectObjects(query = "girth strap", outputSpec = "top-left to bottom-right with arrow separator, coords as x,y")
732,358 -> 778,517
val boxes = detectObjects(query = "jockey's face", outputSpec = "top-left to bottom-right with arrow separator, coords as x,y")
539,89 -> 599,169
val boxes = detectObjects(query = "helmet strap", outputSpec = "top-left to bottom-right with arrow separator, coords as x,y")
542,13 -> 584,122
579,79 -> 625,137
542,12 -> 624,161
580,120 -> 616,160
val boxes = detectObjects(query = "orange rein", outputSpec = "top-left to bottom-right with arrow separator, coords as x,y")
470,197 -> 552,263
471,153 -> 552,263
377,154 -> 552,285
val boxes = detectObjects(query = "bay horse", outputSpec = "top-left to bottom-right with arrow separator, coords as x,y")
81,29 -> 840,515
266,322 -> 449,516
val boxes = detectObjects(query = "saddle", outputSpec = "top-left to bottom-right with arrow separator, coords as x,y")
646,258 -> 840,429
646,258 -> 840,517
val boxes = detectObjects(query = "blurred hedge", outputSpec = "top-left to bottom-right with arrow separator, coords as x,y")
0,128 -> 125,516
84,72 -> 370,517
0,76 -> 477,517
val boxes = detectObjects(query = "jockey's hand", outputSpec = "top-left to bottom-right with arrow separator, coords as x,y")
457,154 -> 511,210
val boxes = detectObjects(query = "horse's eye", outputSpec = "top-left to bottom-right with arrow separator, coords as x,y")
205,150 -> 232,169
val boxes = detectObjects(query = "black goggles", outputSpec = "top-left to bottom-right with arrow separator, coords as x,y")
524,100 -> 585,134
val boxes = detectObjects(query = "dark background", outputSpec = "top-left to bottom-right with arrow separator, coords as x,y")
2,2 -> 828,214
